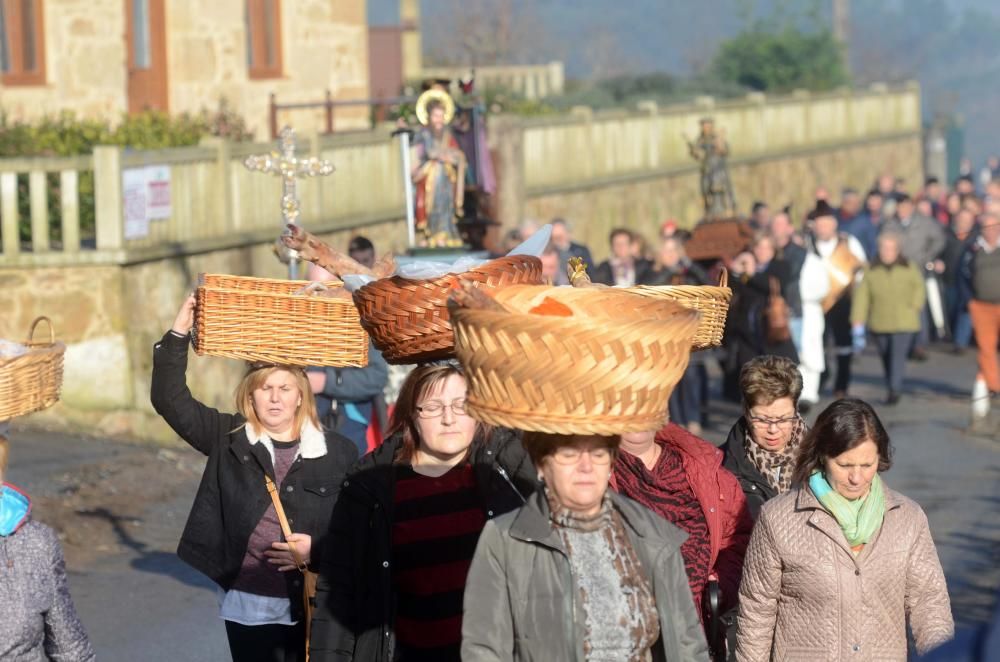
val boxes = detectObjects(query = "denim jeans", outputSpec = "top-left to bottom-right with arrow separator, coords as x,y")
669,363 -> 706,426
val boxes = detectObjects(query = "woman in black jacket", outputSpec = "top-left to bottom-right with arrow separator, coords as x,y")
151,295 -> 358,662
309,361 -> 537,662
720,355 -> 806,520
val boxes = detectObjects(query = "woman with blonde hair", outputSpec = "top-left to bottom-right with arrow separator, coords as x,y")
151,295 -> 358,662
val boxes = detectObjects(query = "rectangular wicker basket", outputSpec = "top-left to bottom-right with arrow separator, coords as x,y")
194,274 -> 369,367
0,317 -> 66,420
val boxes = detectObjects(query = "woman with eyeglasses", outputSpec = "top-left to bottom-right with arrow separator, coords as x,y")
310,362 -> 537,662
462,432 -> 710,661
736,399 -> 953,660
721,355 -> 806,520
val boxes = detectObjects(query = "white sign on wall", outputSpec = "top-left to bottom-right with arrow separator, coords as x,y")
122,165 -> 172,240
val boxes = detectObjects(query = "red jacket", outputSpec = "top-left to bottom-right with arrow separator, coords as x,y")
612,423 -> 753,611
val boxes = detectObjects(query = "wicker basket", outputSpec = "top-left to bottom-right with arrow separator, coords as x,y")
452,285 -> 701,435
0,317 -> 66,420
352,255 -> 543,365
194,274 -> 369,367
628,269 -> 731,351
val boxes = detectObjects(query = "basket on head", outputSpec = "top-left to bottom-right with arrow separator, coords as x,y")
352,254 -> 543,365
451,285 -> 701,435
0,317 -> 66,420
194,274 -> 369,367
627,269 -> 731,351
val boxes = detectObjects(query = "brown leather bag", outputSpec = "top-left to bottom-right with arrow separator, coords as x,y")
266,474 -> 318,661
766,275 -> 791,344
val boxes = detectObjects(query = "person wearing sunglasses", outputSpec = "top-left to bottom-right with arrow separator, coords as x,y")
310,362 -> 536,662
721,355 -> 807,520
462,432 -> 710,661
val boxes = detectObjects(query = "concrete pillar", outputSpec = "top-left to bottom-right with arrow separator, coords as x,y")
94,146 -> 124,251
400,0 -> 422,83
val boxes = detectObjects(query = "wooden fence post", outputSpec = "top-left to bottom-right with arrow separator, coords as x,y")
93,146 -> 124,251
29,170 -> 50,252
0,172 -> 19,256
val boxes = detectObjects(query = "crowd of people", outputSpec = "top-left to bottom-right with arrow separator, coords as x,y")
4,169 -> 997,662
521,170 -> 999,432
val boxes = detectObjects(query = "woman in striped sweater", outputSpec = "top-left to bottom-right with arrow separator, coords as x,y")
310,362 -> 538,662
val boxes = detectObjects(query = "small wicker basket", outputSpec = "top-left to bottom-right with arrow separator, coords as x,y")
628,269 -> 731,351
0,317 -> 66,420
452,285 -> 701,435
194,274 -> 369,367
352,255 -> 543,365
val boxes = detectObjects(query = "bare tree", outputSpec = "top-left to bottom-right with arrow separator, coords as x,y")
423,0 -> 556,67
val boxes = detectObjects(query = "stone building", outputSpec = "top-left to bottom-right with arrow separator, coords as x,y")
0,0 -> 370,136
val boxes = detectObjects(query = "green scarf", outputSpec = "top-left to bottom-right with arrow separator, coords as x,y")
808,471 -> 886,549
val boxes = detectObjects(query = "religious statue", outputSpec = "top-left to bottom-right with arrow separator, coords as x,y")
686,117 -> 737,219
411,89 -> 467,247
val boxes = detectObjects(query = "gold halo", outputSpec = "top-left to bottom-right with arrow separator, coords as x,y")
415,89 -> 456,126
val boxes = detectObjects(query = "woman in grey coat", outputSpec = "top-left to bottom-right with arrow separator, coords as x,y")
461,432 -> 710,662
0,434 -> 96,662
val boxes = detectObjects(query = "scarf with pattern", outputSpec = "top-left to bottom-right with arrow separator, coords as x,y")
743,415 -> 805,493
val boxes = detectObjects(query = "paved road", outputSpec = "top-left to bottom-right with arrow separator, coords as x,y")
5,345 -> 999,661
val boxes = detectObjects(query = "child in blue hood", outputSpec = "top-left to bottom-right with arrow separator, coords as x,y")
0,434 -> 96,661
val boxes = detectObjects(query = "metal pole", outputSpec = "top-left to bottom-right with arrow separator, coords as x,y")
393,128 -> 417,248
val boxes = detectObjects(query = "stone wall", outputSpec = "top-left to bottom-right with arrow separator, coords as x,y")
167,0 -> 371,136
0,0 -> 370,137
0,0 -> 128,119
526,134 -> 925,262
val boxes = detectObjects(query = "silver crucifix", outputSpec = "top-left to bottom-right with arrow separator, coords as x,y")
244,125 -> 335,279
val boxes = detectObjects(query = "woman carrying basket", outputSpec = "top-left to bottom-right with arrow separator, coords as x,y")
151,295 -> 358,662
309,361 -> 537,662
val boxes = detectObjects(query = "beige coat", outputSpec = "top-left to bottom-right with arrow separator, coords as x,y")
735,482 -> 953,661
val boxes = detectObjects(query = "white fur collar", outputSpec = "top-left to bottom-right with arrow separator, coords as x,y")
244,420 -> 327,462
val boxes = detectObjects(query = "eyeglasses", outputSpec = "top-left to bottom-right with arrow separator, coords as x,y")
748,414 -> 798,430
551,447 -> 613,465
415,400 -> 468,419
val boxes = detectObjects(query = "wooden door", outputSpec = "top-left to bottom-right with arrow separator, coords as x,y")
125,0 -> 167,113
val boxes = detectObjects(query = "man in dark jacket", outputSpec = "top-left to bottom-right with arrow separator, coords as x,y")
550,217 -> 595,285
593,228 -> 652,287
843,190 -> 883,261
309,428 -> 536,662
307,343 -> 388,456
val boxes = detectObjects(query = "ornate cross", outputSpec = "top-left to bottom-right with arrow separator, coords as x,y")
244,125 -> 335,277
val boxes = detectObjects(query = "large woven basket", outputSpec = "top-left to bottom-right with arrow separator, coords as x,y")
194,274 -> 369,367
352,255 -> 543,365
452,285 -> 701,435
0,317 -> 66,420
628,269 -> 731,351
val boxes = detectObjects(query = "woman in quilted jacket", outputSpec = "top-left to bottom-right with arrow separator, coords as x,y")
0,434 -> 96,661
735,399 -> 954,660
